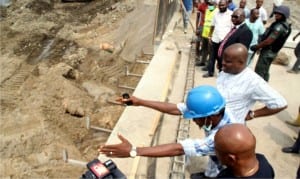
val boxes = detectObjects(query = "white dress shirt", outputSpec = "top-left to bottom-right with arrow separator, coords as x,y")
217,67 -> 287,123
211,9 -> 233,43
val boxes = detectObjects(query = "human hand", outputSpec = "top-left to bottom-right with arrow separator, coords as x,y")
98,133 -> 132,158
116,94 -> 139,106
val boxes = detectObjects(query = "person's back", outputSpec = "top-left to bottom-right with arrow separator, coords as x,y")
214,123 -> 275,178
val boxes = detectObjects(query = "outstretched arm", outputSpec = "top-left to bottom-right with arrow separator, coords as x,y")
99,134 -> 184,158
116,95 -> 182,115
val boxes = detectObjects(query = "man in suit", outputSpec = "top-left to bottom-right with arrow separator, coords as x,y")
203,8 -> 253,78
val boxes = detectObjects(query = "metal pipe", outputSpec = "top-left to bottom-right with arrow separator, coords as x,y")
62,149 -> 87,167
86,117 -> 112,133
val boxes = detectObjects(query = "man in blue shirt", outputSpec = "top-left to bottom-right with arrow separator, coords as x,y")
182,0 -> 193,33
99,85 -> 237,178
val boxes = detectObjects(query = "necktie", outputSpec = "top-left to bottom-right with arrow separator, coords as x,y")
218,27 -> 237,58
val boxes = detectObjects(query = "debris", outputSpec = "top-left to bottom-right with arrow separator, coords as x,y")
63,68 -> 79,80
62,99 -> 85,117
272,51 -> 290,66
99,42 -> 115,53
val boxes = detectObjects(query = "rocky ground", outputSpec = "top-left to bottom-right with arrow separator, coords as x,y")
0,0 -> 153,178
0,0 -> 299,178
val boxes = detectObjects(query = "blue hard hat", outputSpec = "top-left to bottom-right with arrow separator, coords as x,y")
183,85 -> 226,119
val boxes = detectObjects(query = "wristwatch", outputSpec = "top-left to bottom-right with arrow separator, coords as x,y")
249,110 -> 255,119
129,146 -> 137,158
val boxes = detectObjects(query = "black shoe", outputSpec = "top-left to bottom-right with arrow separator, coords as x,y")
191,172 -> 212,179
196,62 -> 205,66
282,147 -> 300,154
203,73 -> 213,78
202,66 -> 208,71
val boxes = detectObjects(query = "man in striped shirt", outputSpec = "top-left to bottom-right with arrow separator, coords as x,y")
99,85 -> 237,178
217,43 -> 287,123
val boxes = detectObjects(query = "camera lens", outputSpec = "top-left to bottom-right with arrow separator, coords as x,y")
104,160 -> 116,170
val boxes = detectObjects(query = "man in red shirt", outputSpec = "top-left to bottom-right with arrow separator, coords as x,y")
195,0 -> 210,60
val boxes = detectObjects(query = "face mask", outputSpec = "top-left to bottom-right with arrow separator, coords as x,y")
208,5 -> 215,11
202,118 -> 213,132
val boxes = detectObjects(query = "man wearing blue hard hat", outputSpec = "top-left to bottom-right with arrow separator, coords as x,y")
99,85 -> 237,178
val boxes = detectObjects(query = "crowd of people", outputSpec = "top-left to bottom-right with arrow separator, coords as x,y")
193,0 -> 295,81
98,0 -> 299,178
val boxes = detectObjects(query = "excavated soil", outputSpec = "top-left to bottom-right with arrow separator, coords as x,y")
1,0 -> 299,178
0,0 -> 153,178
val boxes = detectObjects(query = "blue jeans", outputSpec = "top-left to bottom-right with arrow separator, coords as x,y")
182,9 -> 192,29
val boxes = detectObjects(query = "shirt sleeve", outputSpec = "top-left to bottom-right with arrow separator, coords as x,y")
268,24 -> 284,40
179,136 -> 215,156
252,79 -> 287,109
177,103 -> 187,114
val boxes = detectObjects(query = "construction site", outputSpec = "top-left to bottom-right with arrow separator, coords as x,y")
0,0 -> 299,178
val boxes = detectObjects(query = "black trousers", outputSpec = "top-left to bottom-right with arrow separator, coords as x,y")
207,41 -> 221,75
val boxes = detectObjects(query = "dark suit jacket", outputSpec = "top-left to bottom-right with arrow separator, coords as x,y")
220,23 -> 253,57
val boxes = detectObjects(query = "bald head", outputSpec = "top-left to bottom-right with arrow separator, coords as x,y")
225,43 -> 248,61
215,124 -> 256,155
222,43 -> 247,74
214,124 -> 259,176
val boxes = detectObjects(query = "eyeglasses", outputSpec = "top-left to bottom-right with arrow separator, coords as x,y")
231,15 -> 241,18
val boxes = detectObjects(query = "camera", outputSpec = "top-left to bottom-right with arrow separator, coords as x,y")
122,93 -> 133,106
81,159 -> 126,179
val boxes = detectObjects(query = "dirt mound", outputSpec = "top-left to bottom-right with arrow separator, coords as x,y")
0,0 -> 153,178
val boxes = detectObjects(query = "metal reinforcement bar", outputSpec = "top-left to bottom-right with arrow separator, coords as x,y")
169,43 -> 196,178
